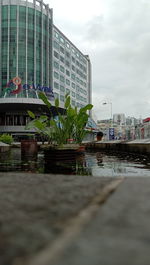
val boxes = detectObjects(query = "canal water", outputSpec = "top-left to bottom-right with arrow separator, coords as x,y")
0,148 -> 150,177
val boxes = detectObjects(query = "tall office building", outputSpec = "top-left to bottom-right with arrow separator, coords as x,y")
0,0 -> 92,137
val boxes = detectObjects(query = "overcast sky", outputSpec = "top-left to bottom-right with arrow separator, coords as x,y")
46,0 -> 150,121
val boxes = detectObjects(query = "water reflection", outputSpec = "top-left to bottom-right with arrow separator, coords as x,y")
0,148 -> 150,176
85,151 -> 150,177
44,154 -> 92,175
96,152 -> 104,167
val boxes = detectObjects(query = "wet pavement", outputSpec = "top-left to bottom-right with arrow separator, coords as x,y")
1,144 -> 150,265
1,148 -> 150,177
0,173 -> 150,265
45,177 -> 150,265
0,172 -> 118,265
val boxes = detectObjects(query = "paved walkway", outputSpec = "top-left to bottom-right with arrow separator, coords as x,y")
0,173 -> 150,265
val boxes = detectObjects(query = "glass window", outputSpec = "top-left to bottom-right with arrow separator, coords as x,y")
54,71 -> 59,79
60,95 -> 65,102
71,73 -> 75,80
72,56 -> 75,63
66,79 -> 70,86
60,46 -> 64,54
76,85 -> 80,92
60,75 -> 65,83
54,92 -> 59,99
60,65 -> 65,73
72,91 -> 75,97
54,41 -> 59,50
76,60 -> 79,66
60,56 -> 64,63
54,82 -> 59,89
10,6 -> 17,20
54,61 -> 59,69
65,60 -> 70,68
80,80 -> 83,85
54,31 -> 59,39
66,51 -> 70,58
76,52 -> 79,58
2,6 -> 8,20
66,70 -> 70,76
72,82 -> 75,89
76,77 -> 80,83
66,42 -> 70,49
54,51 -> 59,59
60,37 -> 64,44
60,85 -> 65,92
72,65 -> 75,71
66,88 -> 70,94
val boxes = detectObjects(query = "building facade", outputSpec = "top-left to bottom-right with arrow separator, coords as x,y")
113,113 -> 126,126
0,0 -> 92,137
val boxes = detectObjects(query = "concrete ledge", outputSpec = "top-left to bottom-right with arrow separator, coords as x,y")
85,140 -> 150,155
0,142 -> 10,152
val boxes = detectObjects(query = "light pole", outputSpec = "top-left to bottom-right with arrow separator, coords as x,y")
102,101 -> 113,125
102,101 -> 113,140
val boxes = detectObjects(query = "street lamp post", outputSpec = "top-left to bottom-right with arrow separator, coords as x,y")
102,101 -> 114,140
102,102 -> 113,125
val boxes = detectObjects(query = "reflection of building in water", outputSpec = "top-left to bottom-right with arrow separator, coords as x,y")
96,152 -> 103,166
113,162 -> 127,174
44,154 -> 92,175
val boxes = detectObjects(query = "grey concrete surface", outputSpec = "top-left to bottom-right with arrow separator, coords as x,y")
0,172 -> 117,265
85,140 -> 150,155
1,173 -> 150,265
0,141 -> 10,152
47,177 -> 150,265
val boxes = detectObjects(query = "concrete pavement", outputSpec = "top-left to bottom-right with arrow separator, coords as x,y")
0,173 -> 150,265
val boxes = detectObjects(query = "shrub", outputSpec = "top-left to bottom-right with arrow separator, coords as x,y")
0,134 -> 14,144
26,92 -> 93,146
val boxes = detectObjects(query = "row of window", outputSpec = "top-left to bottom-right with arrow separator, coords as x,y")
53,82 -> 87,102
53,59 -> 86,79
53,71 -> 87,88
53,92 -> 86,107
54,30 -> 87,65
53,52 -> 87,81
2,6 -> 50,28
53,48 -> 87,73
54,80 -> 87,96
0,115 -> 30,126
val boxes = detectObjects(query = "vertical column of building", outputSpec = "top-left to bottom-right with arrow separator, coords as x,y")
40,0 -> 43,86
7,2 -> 10,82
86,55 -> 92,118
46,4 -> 49,87
25,0 -> 28,97
49,8 -> 53,90
16,4 -> 19,78
0,0 -> 2,92
34,0 -> 36,85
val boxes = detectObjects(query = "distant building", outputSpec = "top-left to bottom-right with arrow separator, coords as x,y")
113,113 -> 126,125
126,116 -> 141,126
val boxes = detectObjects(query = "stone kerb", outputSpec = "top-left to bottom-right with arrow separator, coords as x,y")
85,141 -> 150,155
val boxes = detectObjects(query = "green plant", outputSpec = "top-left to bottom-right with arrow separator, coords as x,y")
0,134 -> 14,144
26,92 -> 93,146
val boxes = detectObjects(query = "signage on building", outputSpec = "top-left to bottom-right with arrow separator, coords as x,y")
109,128 -> 114,140
5,76 -> 54,98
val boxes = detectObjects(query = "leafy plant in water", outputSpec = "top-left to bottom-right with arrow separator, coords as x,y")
26,92 -> 93,146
